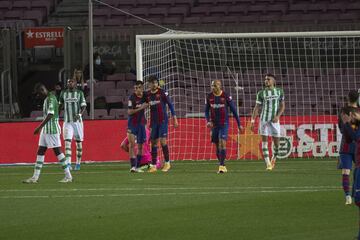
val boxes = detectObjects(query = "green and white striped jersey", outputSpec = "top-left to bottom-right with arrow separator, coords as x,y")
256,87 -> 284,122
42,92 -> 61,134
59,89 -> 87,123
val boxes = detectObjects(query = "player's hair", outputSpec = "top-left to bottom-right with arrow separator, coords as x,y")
135,80 -> 144,86
147,75 -> 159,83
33,82 -> 46,93
348,90 -> 359,103
265,73 -> 276,80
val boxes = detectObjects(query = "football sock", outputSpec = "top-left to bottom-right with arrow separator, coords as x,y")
136,155 -> 142,168
262,142 -> 270,166
162,145 -> 170,163
57,153 -> 72,178
33,155 -> 45,179
151,146 -> 158,165
65,140 -> 72,165
76,141 -> 82,165
342,174 -> 350,196
219,149 -> 226,166
130,158 -> 136,168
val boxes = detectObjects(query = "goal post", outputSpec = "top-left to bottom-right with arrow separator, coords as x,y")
136,30 -> 360,161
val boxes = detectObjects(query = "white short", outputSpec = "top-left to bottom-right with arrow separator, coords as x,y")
63,122 -> 84,141
258,120 -> 281,137
38,133 -> 61,148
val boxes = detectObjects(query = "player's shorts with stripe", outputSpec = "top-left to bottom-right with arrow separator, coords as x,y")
259,120 -> 281,137
127,125 -> 146,144
150,122 -> 168,140
337,153 -> 354,170
39,133 -> 61,148
63,121 -> 84,141
211,124 -> 229,143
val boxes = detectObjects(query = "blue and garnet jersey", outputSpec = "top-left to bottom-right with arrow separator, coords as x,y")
338,106 -> 359,154
146,88 -> 176,126
343,123 -> 360,168
127,92 -> 147,127
205,91 -> 240,128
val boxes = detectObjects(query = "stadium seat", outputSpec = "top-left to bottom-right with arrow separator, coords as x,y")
0,1 -> 11,10
107,73 -> 125,81
109,108 -> 128,119
12,1 -> 31,10
31,0 -> 53,14
94,109 -> 110,119
106,88 -> 127,96
30,110 -> 43,118
168,6 -> 189,17
4,10 -> 23,20
24,10 -> 44,25
125,73 -> 136,81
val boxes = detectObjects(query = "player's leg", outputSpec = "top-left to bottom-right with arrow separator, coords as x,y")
23,146 -> 47,183
135,125 -> 146,172
259,121 -> 271,170
53,147 -> 73,182
73,122 -> 84,171
63,122 -> 74,168
127,130 -> 137,172
158,122 -> 171,172
149,125 -> 159,172
339,153 -> 353,205
269,121 -> 281,169
217,125 -> 228,173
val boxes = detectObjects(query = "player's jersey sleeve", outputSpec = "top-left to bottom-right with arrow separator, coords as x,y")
128,95 -> 134,109
279,88 -> 285,102
204,94 -> 211,122
59,90 -> 64,105
162,90 -> 176,116
47,96 -> 56,115
256,90 -> 263,105
79,90 -> 87,107
225,92 -> 241,128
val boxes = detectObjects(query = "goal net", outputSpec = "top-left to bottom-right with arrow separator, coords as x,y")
136,31 -> 360,161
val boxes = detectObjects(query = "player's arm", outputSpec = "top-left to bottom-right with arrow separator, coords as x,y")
127,98 -> 148,116
34,98 -> 55,135
163,91 -> 178,128
58,90 -> 64,111
227,96 -> 241,130
204,96 -> 213,128
273,90 -> 285,123
251,91 -> 263,129
75,91 -> 87,121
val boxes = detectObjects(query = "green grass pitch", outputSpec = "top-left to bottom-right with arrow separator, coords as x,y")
0,159 -> 357,240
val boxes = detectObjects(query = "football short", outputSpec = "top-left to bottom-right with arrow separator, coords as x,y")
150,122 -> 168,140
63,121 -> 84,141
259,120 -> 281,137
39,133 -> 61,148
127,125 -> 146,144
338,153 -> 354,170
211,124 -> 229,143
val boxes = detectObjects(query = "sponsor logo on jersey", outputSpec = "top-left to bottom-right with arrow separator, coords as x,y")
150,100 -> 161,106
210,103 -> 225,108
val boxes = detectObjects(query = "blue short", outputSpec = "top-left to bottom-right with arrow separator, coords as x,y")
353,168 -> 360,206
338,153 -> 354,170
211,124 -> 229,143
150,122 -> 168,140
127,125 -> 146,144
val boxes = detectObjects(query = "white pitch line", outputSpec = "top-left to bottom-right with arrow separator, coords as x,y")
0,188 -> 340,199
0,160 -> 336,168
0,185 -> 339,192
0,168 -> 338,176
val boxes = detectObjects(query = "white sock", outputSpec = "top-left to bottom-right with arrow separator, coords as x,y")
65,140 -> 72,165
33,155 -> 45,179
262,142 -> 270,166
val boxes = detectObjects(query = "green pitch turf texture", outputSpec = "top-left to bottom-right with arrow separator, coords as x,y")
0,159 -> 357,240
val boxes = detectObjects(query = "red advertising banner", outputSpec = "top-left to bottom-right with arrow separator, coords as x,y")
0,116 -> 340,164
24,27 -> 64,48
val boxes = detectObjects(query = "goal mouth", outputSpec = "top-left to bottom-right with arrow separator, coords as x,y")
136,30 -> 360,161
